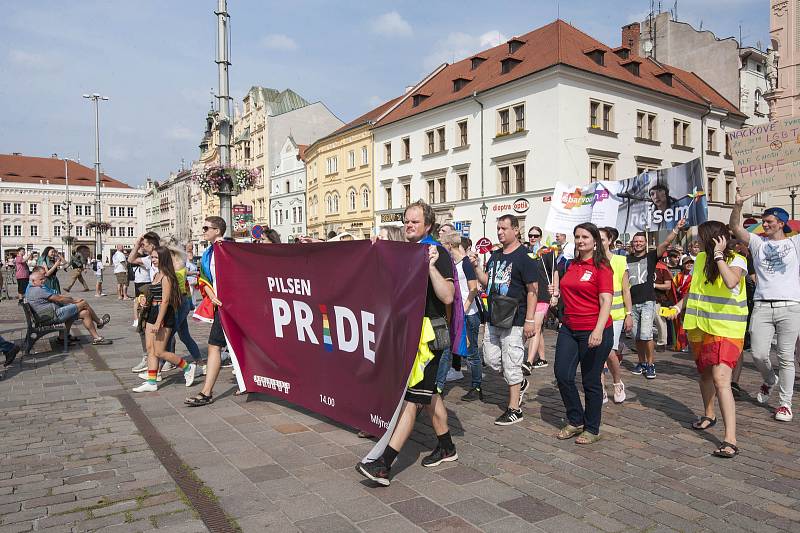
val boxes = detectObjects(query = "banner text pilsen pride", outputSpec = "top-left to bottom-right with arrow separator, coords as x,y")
267,277 -> 377,363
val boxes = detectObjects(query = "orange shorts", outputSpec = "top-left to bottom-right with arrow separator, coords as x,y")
687,329 -> 743,374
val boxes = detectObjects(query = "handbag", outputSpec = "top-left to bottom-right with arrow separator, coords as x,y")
428,316 -> 451,351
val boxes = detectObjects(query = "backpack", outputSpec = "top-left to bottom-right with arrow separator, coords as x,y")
127,262 -> 136,282
69,255 -> 83,270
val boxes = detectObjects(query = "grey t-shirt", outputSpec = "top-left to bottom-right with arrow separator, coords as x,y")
25,286 -> 58,321
749,234 -> 800,302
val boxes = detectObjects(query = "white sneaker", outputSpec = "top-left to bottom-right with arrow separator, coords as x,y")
132,382 -> 157,393
137,371 -> 162,381
131,355 -> 148,373
131,319 -> 138,328
445,368 -> 464,382
613,382 -> 626,403
756,381 -> 775,404
196,364 -> 206,376
775,405 -> 793,422
184,364 -> 197,387
162,361 -> 175,372
602,388 -> 609,404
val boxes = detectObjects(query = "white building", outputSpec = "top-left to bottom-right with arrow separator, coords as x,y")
373,20 -> 759,240
143,168 -> 196,246
0,153 -> 146,261
269,136 -> 307,242
739,47 -> 770,125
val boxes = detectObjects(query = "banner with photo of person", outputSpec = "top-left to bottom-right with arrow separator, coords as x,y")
544,158 -> 707,234
213,240 -> 429,438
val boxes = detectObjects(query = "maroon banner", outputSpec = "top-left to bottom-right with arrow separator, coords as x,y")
215,240 -> 429,436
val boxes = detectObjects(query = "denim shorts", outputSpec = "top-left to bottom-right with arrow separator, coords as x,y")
630,301 -> 655,341
55,304 -> 80,323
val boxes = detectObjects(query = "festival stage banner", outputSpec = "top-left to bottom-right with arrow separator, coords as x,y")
544,159 -> 707,235
728,117 -> 800,195
214,240 -> 429,437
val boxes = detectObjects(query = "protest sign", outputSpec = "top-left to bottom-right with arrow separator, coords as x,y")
728,117 -> 800,195
214,240 -> 429,437
545,159 -> 706,234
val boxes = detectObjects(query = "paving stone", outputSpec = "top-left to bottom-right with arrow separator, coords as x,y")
241,464 -> 290,482
434,465 -> 487,485
391,496 -> 450,524
294,512 -> 358,533
445,497 -> 509,526
420,515 -> 482,532
498,495 -> 562,523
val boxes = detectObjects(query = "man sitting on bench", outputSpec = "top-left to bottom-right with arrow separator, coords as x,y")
25,270 -> 112,346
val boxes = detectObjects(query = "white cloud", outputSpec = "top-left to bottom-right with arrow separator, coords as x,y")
372,11 -> 413,37
423,30 -> 508,71
260,33 -> 297,51
7,49 -> 53,69
367,95 -> 384,108
165,126 -> 196,141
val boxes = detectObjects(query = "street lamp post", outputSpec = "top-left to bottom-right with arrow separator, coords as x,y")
480,202 -> 488,239
791,187 -> 797,219
63,158 -> 73,261
82,93 -> 108,261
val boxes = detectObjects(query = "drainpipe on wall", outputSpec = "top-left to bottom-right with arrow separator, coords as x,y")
699,105 -> 713,209
472,92 -> 485,198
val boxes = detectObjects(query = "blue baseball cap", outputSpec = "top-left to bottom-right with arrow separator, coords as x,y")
763,207 -> 791,233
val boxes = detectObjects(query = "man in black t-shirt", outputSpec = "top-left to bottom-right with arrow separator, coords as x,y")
474,214 -> 538,426
357,201 -> 457,487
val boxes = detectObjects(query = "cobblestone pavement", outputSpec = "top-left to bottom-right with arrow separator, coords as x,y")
1,274 -> 799,532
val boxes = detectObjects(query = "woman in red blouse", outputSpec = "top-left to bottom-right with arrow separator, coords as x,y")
554,223 -> 614,444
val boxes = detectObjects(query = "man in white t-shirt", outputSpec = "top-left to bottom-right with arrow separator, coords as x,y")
731,194 -> 800,422
112,244 -> 130,300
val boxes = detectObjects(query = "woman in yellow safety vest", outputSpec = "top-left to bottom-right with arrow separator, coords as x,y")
671,221 -> 747,459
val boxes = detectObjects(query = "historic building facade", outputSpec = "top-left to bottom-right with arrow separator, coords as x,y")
269,137 -> 307,242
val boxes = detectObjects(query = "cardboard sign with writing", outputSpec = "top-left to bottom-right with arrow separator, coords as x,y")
728,118 -> 800,194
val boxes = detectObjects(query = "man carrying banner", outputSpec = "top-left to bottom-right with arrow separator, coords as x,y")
730,194 -> 800,422
356,200 -> 457,486
473,214 -> 539,425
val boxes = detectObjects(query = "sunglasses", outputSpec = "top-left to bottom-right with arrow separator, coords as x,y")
529,234 -> 541,238
202,226 -> 218,232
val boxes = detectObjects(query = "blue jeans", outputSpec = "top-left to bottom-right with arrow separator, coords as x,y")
167,296 -> 202,362
464,313 -> 482,388
0,335 -> 15,353
435,347 -> 453,391
554,324 -> 612,435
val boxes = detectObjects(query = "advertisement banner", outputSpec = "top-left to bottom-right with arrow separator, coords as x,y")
545,159 -> 706,234
232,204 -> 254,236
214,240 -> 429,436
728,118 -> 800,195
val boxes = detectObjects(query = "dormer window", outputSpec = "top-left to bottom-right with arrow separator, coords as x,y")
613,47 -> 630,60
622,59 -> 641,76
500,58 -> 522,74
412,93 -> 430,107
507,38 -> 525,54
471,56 -> 486,70
656,71 -> 673,86
584,48 -> 605,66
453,77 -> 471,92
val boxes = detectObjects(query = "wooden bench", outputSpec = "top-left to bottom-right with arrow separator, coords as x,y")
21,302 -> 70,355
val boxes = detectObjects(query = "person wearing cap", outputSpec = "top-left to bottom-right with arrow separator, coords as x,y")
730,192 -> 800,422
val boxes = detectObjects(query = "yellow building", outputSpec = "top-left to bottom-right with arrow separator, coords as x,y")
305,98 -> 399,239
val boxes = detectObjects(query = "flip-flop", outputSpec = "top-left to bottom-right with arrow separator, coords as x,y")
691,416 -> 717,431
97,314 -> 111,329
712,441 -> 739,458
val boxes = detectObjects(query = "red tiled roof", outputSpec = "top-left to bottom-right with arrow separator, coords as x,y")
378,20 -> 746,126
297,144 -> 308,161
331,95 -> 404,136
0,153 -> 133,189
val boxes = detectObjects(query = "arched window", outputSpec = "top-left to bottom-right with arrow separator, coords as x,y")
754,89 -> 763,114
348,189 -> 357,211
326,194 -> 332,214
333,193 -> 340,213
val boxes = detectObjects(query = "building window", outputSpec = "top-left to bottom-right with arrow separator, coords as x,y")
361,146 -> 368,165
673,120 -> 690,147
86,205 -> 93,216
514,164 -> 525,193
348,150 -> 355,169
53,204 -> 62,216
53,225 -> 61,237
590,100 -> 614,131
298,206 -> 303,223
333,193 -> 339,213
361,187 -> 370,209
636,111 -> 657,140
403,184 -> 411,206
427,180 -> 435,204
30,225 -> 38,237
384,142 -> 392,165
707,173 -> 717,202
75,205 -> 84,216
13,203 -> 21,215
12,225 -> 21,237
3,226 -> 10,237
402,137 -> 410,160
426,130 -> 435,154
590,159 -> 614,182
725,178 -> 734,204
385,186 -> 393,208
437,127 -> 445,152
498,108 -> 510,134
348,189 -> 356,211
326,156 -> 338,174
438,178 -> 446,203
458,120 -> 468,146
459,174 -> 468,200
110,227 -> 117,237
29,204 -> 38,215
2,203 -> 10,215
110,206 -> 117,217
75,226 -> 83,237
707,128 -> 716,152
725,135 -> 731,157
514,104 -> 525,131
499,167 -> 510,195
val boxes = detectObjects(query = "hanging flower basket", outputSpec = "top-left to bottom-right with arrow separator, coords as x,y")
61,236 -> 76,245
191,165 -> 260,195
86,221 -> 111,233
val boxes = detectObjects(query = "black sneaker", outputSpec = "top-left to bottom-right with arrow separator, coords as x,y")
421,446 -> 458,467
461,387 -> 483,402
495,408 -> 523,426
518,379 -> 530,408
521,360 -> 532,376
356,460 -> 390,486
3,345 -> 20,366
532,359 -> 549,369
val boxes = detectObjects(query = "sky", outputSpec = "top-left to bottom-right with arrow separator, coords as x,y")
0,0 -> 768,187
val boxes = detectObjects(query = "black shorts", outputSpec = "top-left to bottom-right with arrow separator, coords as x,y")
146,304 -> 176,329
208,309 -> 226,347
135,282 -> 149,296
404,349 -> 442,405
16,278 -> 28,295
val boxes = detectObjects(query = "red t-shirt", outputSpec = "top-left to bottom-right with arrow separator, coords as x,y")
560,257 -> 613,331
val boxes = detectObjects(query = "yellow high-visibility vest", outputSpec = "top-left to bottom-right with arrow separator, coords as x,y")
610,255 -> 627,321
683,251 -> 747,339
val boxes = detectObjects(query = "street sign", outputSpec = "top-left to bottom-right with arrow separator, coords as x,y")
250,225 -> 264,240
475,237 -> 492,254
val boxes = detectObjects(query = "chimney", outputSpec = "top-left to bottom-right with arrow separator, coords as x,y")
51,153 -> 58,158
622,22 -> 641,57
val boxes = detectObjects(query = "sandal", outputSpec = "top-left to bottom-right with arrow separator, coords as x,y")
691,416 -> 717,431
575,431 -> 602,445
97,314 -> 111,329
185,392 -> 213,407
712,441 -> 739,458
557,424 -> 584,440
